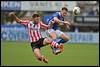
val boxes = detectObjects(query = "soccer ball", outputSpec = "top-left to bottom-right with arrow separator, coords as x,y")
73,7 -> 80,15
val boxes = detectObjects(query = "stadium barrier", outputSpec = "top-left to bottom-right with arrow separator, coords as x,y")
74,16 -> 99,23
1,24 -> 99,43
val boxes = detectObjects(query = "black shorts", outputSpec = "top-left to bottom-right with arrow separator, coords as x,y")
31,38 -> 45,51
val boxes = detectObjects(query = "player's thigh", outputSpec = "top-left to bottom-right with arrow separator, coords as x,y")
55,30 -> 64,38
43,38 -> 52,45
49,32 -> 57,39
56,30 -> 70,40
47,29 -> 57,39
60,33 -> 70,40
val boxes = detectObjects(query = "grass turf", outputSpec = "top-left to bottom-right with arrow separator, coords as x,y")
1,41 -> 99,66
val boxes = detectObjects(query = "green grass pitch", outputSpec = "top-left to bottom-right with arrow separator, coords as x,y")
1,41 -> 99,66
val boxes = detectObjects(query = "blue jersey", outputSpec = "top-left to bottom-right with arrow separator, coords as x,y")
47,12 -> 64,30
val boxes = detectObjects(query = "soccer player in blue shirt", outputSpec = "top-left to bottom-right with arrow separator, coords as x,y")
45,7 -> 71,55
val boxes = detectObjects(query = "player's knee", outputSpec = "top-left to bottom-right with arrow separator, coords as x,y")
61,34 -> 70,41
65,36 -> 71,41
45,38 -> 52,44
67,36 -> 71,41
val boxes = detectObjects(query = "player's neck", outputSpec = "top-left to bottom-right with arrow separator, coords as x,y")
33,21 -> 38,24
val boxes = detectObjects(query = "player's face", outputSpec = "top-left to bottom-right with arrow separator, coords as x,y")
32,17 -> 40,23
61,10 -> 67,17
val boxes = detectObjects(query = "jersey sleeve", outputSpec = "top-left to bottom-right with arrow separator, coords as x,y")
53,12 -> 64,21
48,12 -> 59,24
52,12 -> 59,18
40,21 -> 49,29
19,20 -> 29,26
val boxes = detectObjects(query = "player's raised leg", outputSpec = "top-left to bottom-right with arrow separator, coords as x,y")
51,30 -> 71,55
60,33 -> 70,42
43,38 -> 64,52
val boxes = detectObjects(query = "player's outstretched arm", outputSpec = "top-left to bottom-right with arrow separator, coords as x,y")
9,12 -> 23,23
40,22 -> 50,29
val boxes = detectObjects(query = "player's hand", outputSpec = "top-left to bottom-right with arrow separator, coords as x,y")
46,25 -> 50,29
58,22 -> 64,25
48,21 -> 55,28
64,21 -> 71,25
51,21 -> 55,24
64,21 -> 72,30
8,12 -> 16,16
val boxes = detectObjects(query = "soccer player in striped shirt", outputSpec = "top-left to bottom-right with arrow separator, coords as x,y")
9,12 -> 64,63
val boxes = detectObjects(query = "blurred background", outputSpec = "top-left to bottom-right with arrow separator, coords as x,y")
1,1 -> 99,66
1,1 -> 99,42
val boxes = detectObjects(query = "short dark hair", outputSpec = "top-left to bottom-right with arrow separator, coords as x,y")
32,13 -> 40,18
61,7 -> 68,12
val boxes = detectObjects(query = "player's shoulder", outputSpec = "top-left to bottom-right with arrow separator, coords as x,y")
53,11 -> 60,15
53,11 -> 60,16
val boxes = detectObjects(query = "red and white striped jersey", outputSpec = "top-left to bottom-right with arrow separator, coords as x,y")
19,20 -> 48,42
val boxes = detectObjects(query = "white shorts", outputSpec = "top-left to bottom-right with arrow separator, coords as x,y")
46,29 -> 65,38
